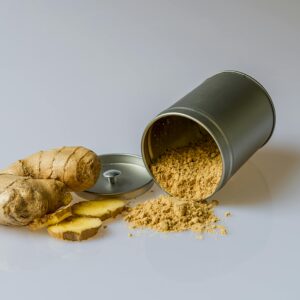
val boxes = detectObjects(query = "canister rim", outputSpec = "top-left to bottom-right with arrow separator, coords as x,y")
141,112 -> 228,198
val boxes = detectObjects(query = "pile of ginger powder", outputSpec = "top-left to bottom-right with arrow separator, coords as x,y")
124,133 -> 228,237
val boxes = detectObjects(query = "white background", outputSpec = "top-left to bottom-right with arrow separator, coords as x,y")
0,1 -> 299,299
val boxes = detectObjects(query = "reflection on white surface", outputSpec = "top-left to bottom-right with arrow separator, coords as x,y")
0,226 -> 53,272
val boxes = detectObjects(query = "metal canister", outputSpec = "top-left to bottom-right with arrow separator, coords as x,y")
141,71 -> 276,197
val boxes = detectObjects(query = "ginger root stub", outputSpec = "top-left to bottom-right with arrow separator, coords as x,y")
0,174 -> 71,226
1,146 -> 101,192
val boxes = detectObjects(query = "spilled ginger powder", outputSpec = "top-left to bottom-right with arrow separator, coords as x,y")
125,132 -> 228,237
124,195 -> 227,236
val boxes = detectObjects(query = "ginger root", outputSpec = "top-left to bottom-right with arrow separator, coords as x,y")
0,146 -> 100,226
0,174 -> 71,226
0,146 -> 101,192
48,216 -> 102,241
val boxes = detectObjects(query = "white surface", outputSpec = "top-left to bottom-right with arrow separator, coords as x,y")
0,1 -> 299,299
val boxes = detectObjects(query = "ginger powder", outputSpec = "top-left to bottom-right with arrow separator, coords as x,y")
150,134 -> 223,200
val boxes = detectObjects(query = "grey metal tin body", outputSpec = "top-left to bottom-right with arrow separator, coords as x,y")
142,71 -> 276,195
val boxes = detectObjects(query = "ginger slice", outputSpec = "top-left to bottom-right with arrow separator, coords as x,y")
72,199 -> 125,221
48,216 -> 102,241
28,206 -> 72,231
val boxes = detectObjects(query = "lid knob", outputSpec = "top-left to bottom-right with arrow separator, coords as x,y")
103,169 -> 121,185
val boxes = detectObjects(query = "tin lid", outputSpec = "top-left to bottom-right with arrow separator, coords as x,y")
81,154 -> 153,199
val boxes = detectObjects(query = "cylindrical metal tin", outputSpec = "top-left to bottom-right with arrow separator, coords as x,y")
141,71 -> 276,197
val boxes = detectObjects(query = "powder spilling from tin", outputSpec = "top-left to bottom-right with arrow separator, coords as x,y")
150,135 -> 223,200
124,195 -> 227,235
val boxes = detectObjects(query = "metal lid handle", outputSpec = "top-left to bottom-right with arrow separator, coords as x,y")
103,169 -> 121,184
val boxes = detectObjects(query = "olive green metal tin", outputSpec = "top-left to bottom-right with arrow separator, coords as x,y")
141,71 -> 276,197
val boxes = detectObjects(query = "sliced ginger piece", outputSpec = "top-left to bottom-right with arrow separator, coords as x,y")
48,216 -> 102,241
72,199 -> 125,221
28,206 -> 72,231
